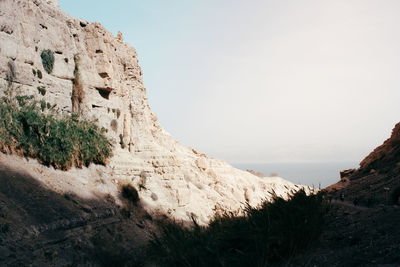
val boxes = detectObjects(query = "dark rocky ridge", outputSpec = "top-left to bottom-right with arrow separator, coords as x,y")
329,122 -> 400,205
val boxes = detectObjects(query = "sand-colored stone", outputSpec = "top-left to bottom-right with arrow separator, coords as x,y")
0,0 -> 313,224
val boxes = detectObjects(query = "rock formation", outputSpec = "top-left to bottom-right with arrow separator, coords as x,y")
328,122 -> 400,204
0,0 -> 308,224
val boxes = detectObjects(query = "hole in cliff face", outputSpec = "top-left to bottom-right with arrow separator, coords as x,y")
80,21 -> 87,27
0,25 -> 13,34
95,49 -> 103,54
96,87 -> 112,100
55,51 -> 63,54
98,72 -> 109,78
39,23 -> 48,29
110,119 -> 118,132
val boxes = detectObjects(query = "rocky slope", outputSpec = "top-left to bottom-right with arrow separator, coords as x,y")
0,154 -> 155,266
328,122 -> 400,205
291,201 -> 400,266
0,0 -> 308,224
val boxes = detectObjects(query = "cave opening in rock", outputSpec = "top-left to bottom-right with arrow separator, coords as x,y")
96,87 -> 111,99
98,72 -> 109,78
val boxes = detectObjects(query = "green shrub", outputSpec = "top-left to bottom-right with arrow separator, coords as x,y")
37,86 -> 46,96
37,69 -> 42,79
121,184 -> 139,205
0,83 -> 113,170
40,99 -> 46,111
32,69 -> 36,76
149,190 -> 327,266
40,49 -> 55,74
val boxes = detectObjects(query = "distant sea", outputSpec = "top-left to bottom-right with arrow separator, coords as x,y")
232,162 -> 359,188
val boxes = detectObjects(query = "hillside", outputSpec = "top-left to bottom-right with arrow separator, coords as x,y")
0,0 -> 309,225
0,1 -> 399,266
328,122 -> 400,205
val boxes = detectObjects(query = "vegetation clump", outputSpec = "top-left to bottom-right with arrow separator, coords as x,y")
0,83 -> 112,170
40,49 -> 55,74
37,86 -> 46,96
121,184 -> 139,205
149,190 -> 328,266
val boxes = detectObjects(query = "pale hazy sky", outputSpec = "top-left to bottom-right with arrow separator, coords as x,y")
59,0 -> 400,164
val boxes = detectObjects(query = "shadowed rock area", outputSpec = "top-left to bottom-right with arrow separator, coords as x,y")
0,161 -> 154,266
328,122 -> 400,205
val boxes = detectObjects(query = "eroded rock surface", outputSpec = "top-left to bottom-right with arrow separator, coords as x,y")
0,0 -> 309,224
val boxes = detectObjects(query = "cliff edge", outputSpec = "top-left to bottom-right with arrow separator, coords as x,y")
328,122 -> 400,204
0,0 -> 308,224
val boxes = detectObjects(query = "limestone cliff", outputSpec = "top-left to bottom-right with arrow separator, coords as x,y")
0,0 -> 308,223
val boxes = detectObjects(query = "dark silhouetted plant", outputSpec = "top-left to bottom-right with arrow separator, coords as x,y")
149,190 -> 328,267
391,186 -> 400,205
121,184 -> 139,205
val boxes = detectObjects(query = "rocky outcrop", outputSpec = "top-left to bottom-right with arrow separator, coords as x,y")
328,122 -> 400,204
0,0 -> 308,224
359,122 -> 400,173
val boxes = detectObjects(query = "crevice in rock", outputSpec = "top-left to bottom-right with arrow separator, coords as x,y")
39,23 -> 47,29
95,49 -> 103,54
98,72 -> 109,78
71,54 -> 84,114
96,87 -> 112,100
54,75 -> 73,81
0,25 -> 13,34
24,60 -> 34,65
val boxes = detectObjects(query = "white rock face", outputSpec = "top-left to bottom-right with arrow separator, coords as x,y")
0,0 -> 311,224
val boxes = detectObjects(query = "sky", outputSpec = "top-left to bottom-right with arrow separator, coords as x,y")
59,0 -> 400,164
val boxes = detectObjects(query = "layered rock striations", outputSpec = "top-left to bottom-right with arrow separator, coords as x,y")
0,0 -> 308,223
